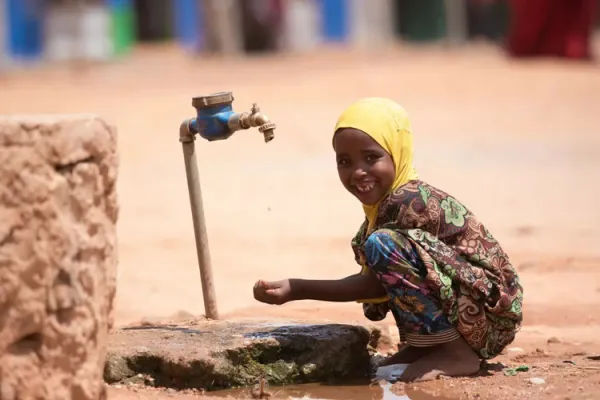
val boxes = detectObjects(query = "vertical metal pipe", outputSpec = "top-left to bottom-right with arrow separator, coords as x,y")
181,136 -> 219,320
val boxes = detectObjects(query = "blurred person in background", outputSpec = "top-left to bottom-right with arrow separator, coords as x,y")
506,0 -> 597,60
240,0 -> 283,53
466,0 -> 509,42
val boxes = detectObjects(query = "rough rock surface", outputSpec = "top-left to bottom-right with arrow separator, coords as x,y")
0,116 -> 118,400
104,320 -> 376,391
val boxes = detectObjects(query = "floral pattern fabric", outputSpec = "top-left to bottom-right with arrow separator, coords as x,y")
363,230 -> 458,336
351,180 -> 523,359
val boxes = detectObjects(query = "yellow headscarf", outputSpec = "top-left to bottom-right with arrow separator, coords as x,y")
334,97 -> 419,304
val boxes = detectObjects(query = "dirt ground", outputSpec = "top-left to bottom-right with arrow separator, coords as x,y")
1,39 -> 600,399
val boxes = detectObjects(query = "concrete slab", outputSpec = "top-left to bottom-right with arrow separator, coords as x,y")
104,319 -> 376,391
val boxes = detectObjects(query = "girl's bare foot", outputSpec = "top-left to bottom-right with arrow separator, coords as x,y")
379,344 -> 432,366
400,337 -> 480,382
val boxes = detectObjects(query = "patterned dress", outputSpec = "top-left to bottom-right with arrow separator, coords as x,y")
352,180 -> 523,359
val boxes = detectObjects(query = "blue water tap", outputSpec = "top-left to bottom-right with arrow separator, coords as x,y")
185,92 -> 276,143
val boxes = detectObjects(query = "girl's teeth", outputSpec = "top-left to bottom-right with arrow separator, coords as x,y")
357,183 -> 374,193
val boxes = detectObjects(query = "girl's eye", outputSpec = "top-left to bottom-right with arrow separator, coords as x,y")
366,154 -> 378,162
337,158 -> 349,166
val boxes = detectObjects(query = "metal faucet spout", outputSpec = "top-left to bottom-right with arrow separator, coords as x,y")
228,103 -> 276,143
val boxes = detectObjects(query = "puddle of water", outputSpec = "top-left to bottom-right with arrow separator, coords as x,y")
242,323 -> 345,340
210,382 -> 454,400
209,364 -> 454,400
210,382 -> 399,400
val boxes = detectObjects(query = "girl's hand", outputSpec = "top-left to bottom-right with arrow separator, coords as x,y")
253,274 -> 386,304
253,279 -> 293,305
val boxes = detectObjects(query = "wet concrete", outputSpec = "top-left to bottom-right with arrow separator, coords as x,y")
104,320 -> 377,391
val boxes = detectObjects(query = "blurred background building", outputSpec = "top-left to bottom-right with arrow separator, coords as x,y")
1,0 -> 599,70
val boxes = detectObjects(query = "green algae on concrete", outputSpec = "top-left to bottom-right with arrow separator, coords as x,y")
104,320 -> 378,391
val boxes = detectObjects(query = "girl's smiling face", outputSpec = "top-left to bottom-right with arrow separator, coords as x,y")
333,128 -> 396,205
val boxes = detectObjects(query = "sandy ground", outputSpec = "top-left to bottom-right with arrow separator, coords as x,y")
1,40 -> 600,399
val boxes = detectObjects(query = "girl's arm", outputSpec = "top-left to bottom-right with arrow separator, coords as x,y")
289,272 -> 387,302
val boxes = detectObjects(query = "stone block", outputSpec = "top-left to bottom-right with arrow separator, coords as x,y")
105,320 -> 376,391
0,115 -> 118,400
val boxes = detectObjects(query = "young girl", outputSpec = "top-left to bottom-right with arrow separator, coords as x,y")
253,98 -> 523,382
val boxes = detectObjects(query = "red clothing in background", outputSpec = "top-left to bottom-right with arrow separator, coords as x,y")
507,0 -> 597,59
